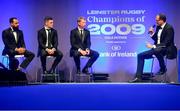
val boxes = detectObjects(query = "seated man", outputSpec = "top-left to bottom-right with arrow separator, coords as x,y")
2,17 -> 35,71
130,13 -> 176,82
70,17 -> 99,74
37,16 -> 63,74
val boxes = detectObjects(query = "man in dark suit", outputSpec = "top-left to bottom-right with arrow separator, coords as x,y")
130,13 -> 175,82
70,17 -> 99,74
2,17 -> 35,70
38,16 -> 63,74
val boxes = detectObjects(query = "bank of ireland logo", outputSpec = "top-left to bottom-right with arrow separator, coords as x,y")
111,45 -> 121,51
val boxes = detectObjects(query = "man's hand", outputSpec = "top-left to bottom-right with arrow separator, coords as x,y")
50,48 -> 56,55
46,48 -> 54,55
15,48 -> 20,52
15,48 -> 26,54
80,50 -> 87,56
19,48 -> 25,54
49,49 -> 55,55
146,42 -> 154,49
148,26 -> 155,35
86,49 -> 90,55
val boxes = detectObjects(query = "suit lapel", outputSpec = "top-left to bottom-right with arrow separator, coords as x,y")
76,28 -> 81,41
8,28 -> 17,43
16,30 -> 20,43
49,29 -> 53,41
76,28 -> 86,42
160,23 -> 167,40
43,28 -> 48,41
82,30 -> 86,42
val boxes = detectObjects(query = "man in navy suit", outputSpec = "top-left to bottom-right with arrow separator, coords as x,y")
2,17 -> 35,70
70,17 -> 99,74
130,13 -> 176,82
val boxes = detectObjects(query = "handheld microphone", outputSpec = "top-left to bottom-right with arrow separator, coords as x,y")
148,24 -> 156,34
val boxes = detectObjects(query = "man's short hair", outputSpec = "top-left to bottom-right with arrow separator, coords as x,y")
77,16 -> 86,23
9,17 -> 17,24
158,13 -> 166,22
44,16 -> 53,22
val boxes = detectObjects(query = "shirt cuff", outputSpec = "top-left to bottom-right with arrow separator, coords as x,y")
150,33 -> 155,37
15,48 -> 18,51
78,48 -> 82,52
52,48 -> 56,51
45,48 -> 49,51
153,45 -> 156,48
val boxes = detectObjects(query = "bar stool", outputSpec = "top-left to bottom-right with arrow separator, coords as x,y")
36,56 -> 60,83
151,49 -> 178,83
2,54 -> 25,69
75,56 -> 93,83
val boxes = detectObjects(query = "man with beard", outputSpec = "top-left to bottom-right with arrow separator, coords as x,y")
2,17 -> 35,71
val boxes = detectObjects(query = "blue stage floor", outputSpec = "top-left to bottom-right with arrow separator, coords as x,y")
0,83 -> 180,110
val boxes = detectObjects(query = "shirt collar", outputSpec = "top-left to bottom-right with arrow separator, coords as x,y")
44,26 -> 51,30
161,22 -> 166,29
10,27 -> 14,31
78,26 -> 84,31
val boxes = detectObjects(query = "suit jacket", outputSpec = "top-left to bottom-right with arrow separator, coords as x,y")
37,28 -> 58,57
2,28 -> 26,55
70,28 -> 91,56
152,23 -> 177,59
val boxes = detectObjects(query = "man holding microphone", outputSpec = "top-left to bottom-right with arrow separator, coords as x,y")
130,13 -> 176,82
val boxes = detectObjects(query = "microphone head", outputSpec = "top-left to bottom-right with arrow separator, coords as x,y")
148,24 -> 156,34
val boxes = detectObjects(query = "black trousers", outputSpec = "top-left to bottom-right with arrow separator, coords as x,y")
136,47 -> 167,78
72,49 -> 99,70
40,49 -> 63,71
6,49 -> 35,69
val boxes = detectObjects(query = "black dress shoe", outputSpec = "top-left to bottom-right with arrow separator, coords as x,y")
82,68 -> 89,74
155,71 -> 166,75
155,68 -> 167,75
129,77 -> 142,83
43,70 -> 48,74
77,69 -> 81,74
47,70 -> 55,74
48,69 -> 55,74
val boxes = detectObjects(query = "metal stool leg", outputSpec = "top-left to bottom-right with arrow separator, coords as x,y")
55,67 -> 59,83
40,69 -> 44,83
176,58 -> 178,76
2,56 -> 5,67
2,56 -> 9,69
69,69 -> 72,83
164,58 -> 168,83
89,66 -> 93,82
6,56 -> 9,69
151,58 -> 154,75
150,58 -> 155,82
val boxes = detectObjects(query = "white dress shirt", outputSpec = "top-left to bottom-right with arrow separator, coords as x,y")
151,23 -> 166,48
11,27 -> 18,43
44,26 -> 52,48
157,22 -> 166,44
78,27 -> 84,35
78,27 -> 84,52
